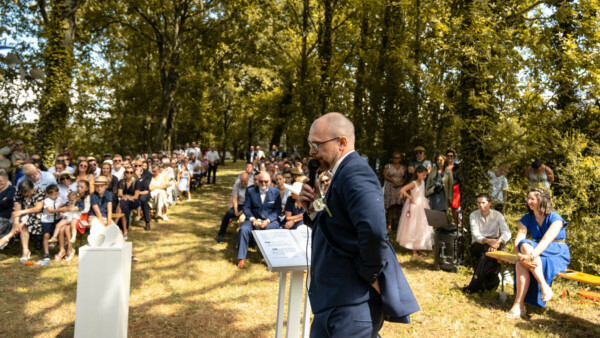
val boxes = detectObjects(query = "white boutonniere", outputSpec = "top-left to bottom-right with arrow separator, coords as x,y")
313,195 -> 332,217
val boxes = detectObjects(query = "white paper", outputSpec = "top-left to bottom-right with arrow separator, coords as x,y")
253,229 -> 312,272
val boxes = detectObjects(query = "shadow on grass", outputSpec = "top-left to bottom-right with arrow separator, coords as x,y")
515,308 -> 600,336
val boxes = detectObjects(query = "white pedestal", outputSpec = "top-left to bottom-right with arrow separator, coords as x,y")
74,242 -> 132,338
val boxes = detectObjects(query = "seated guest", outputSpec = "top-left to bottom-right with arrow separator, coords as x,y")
10,180 -> 45,263
88,157 -> 101,177
119,167 -> 140,239
507,187 -> 569,318
149,165 -> 169,221
134,159 -> 152,231
289,166 -> 302,182
88,176 -> 115,230
57,171 -> 77,202
319,171 -> 331,195
0,172 -> 16,249
31,154 -> 47,171
101,162 -> 120,212
237,172 -> 281,268
17,164 -> 57,190
162,160 -> 176,206
74,159 -> 95,193
283,181 -> 305,230
188,153 -> 203,188
235,162 -> 255,186
112,154 -> 125,180
275,173 -> 287,213
217,172 -> 249,243
463,193 -> 511,293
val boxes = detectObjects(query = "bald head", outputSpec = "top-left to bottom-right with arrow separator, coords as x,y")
22,163 -> 37,175
311,112 -> 355,147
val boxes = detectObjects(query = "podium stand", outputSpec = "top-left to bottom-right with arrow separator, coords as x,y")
74,242 -> 132,338
253,229 -> 312,338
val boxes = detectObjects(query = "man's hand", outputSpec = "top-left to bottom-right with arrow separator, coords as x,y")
234,209 -> 243,217
299,178 -> 318,212
486,238 -> 502,252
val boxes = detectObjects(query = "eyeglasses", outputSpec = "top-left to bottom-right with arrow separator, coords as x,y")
126,171 -> 134,174
447,154 -> 455,158
79,164 -> 88,168
307,137 -> 340,152
258,179 -> 270,184
321,179 -> 330,184
114,159 -> 122,162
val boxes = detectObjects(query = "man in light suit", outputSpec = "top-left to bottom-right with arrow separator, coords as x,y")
300,113 -> 419,337
246,145 -> 256,163
237,172 -> 281,268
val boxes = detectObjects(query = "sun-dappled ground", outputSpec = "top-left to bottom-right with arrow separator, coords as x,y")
1,161 -> 599,337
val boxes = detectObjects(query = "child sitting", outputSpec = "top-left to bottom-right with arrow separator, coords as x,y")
41,184 -> 64,261
48,191 -> 83,245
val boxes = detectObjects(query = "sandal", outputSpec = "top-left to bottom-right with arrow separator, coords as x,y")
0,236 -> 9,250
48,237 -> 58,244
65,251 -> 75,262
55,250 -> 66,261
19,249 -> 31,264
506,306 -> 526,319
541,287 -> 554,302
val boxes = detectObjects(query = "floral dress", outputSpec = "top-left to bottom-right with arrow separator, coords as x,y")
383,164 -> 407,209
14,187 -> 46,235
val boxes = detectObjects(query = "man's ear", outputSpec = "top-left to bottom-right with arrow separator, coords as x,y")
339,136 -> 348,150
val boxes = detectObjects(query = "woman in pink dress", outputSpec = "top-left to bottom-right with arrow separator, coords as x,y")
383,152 -> 408,231
397,165 -> 433,256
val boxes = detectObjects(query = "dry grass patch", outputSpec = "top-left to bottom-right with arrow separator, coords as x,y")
1,161 -> 599,337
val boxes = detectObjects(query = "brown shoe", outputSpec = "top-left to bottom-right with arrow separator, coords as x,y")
237,259 -> 246,269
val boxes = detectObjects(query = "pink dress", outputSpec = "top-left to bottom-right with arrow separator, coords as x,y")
396,180 -> 433,250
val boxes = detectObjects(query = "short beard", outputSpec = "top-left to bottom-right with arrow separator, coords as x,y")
259,185 -> 269,192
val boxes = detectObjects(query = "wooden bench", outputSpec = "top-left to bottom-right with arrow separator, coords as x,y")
486,251 -> 600,287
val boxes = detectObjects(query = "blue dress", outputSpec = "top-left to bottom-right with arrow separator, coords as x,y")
178,171 -> 190,191
517,211 -> 570,307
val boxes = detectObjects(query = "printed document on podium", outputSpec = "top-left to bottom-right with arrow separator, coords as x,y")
252,228 -> 312,272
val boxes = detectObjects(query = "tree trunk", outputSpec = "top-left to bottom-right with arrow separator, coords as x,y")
318,0 -> 333,114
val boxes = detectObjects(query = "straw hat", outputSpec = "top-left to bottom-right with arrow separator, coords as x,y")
94,175 -> 109,185
59,171 -> 75,180
290,167 -> 302,175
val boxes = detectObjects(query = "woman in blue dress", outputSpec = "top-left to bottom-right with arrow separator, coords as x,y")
507,187 -> 570,318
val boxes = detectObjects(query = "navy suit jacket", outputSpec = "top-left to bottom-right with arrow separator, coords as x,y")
306,151 -> 420,322
243,186 -> 282,224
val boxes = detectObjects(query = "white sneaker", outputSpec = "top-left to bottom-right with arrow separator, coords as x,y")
161,215 -> 169,221
135,216 -> 142,221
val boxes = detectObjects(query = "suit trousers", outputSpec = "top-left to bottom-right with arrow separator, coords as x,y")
218,205 -> 243,237
207,163 -> 217,184
237,219 -> 279,260
139,193 -> 151,224
119,199 -> 141,230
310,294 -> 384,338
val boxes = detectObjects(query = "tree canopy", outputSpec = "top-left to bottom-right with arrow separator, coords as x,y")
2,0 -> 600,272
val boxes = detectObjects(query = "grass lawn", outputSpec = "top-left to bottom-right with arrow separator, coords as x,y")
1,161 -> 599,337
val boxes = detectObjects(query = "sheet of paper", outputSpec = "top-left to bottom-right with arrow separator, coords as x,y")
290,227 -> 312,262
253,229 -> 310,272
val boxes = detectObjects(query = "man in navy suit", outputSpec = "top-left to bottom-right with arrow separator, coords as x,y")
237,172 -> 281,268
300,113 -> 419,337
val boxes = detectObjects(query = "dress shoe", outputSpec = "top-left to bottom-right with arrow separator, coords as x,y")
237,259 -> 246,269
145,223 -> 151,231
217,235 -> 223,243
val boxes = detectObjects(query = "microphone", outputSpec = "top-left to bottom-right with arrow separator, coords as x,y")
308,159 -> 320,189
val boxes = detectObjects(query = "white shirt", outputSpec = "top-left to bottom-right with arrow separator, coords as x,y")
469,209 -> 511,244
186,147 -> 201,159
488,170 -> 508,203
112,166 -> 125,180
256,150 -> 264,159
188,160 -> 202,174
94,167 -> 101,178
206,150 -> 220,163
42,197 -> 64,223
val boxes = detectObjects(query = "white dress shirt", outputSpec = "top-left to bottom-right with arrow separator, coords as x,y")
469,209 -> 512,244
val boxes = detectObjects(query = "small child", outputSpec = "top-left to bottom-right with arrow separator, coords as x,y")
41,184 -> 63,261
48,191 -> 83,245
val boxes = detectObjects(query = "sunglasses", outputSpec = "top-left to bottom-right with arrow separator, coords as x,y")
114,159 -> 122,162
79,164 -> 88,168
321,179 -> 330,184
258,180 -> 270,184
134,165 -> 142,167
